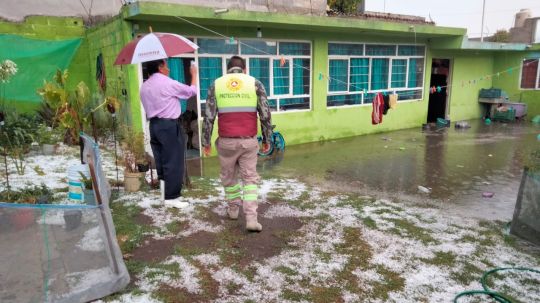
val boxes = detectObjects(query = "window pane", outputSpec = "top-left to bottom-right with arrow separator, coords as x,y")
365,44 -> 396,56
279,97 -> 310,111
327,94 -> 362,107
279,42 -> 310,55
398,45 -> 425,56
198,38 -> 237,54
241,40 -> 277,55
328,43 -> 363,56
249,58 -> 270,92
293,58 -> 310,95
370,58 -> 389,90
397,89 -> 423,101
349,58 -> 369,92
391,59 -> 407,88
408,58 -> 424,88
199,57 -> 223,100
521,59 -> 538,89
273,59 -> 290,95
329,59 -> 348,92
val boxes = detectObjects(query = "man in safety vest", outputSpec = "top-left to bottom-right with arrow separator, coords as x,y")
202,55 -> 272,232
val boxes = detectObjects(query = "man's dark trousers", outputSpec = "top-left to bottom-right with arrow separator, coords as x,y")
149,118 -> 185,199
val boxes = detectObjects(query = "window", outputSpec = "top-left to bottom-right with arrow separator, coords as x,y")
327,43 -> 425,107
194,38 -> 311,112
520,59 -> 540,89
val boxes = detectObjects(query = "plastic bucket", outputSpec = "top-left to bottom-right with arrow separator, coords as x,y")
67,164 -> 90,203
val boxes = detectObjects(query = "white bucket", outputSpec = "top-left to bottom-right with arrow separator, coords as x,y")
67,164 -> 90,203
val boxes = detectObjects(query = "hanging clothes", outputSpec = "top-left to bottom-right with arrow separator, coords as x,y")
389,94 -> 398,109
372,93 -> 385,125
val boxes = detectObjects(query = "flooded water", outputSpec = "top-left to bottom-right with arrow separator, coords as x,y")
202,120 -> 540,221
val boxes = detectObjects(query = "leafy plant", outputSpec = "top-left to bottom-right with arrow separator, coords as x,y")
36,123 -> 63,145
0,183 -> 53,203
78,171 -> 93,190
328,0 -> 363,14
37,69 -> 91,144
0,110 -> 40,175
120,126 -> 146,173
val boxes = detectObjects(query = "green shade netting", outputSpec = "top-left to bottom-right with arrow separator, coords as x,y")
0,34 -> 82,104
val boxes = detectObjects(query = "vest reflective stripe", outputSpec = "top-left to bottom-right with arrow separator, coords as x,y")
243,184 -> 258,201
215,73 -> 258,138
215,73 -> 257,111
218,107 -> 257,113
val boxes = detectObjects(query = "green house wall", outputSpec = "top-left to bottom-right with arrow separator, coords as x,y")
492,51 -> 540,116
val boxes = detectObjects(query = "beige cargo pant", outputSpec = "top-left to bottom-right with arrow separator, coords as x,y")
216,137 -> 260,223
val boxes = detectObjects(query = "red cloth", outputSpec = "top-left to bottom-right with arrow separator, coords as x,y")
372,93 -> 385,125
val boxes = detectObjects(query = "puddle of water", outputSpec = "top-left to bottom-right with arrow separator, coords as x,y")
203,120 -> 540,220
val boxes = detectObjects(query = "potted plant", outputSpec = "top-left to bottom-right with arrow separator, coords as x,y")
79,171 -> 95,205
36,124 -> 62,155
120,126 -> 147,192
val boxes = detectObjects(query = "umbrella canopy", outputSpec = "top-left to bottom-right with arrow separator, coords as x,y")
114,32 -> 198,65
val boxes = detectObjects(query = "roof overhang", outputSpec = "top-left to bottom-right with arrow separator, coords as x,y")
122,2 -> 466,39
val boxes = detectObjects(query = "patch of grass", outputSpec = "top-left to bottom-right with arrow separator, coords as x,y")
275,265 -> 299,276
421,251 -> 457,267
450,262 -> 484,286
0,183 -> 54,203
54,187 -> 69,193
362,216 -> 378,229
288,190 -> 316,210
110,201 -> 154,253
371,265 -> 405,301
174,244 -> 205,258
282,288 -> 309,301
387,218 -> 438,244
335,227 -> 373,296
310,286 -> 343,303
183,177 -> 220,199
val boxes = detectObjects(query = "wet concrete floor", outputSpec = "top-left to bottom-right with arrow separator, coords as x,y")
202,120 -> 540,221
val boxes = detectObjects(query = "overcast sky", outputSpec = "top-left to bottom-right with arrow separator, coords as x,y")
366,0 -> 539,38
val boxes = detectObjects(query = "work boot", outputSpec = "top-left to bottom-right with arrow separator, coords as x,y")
243,200 -> 262,232
227,200 -> 241,220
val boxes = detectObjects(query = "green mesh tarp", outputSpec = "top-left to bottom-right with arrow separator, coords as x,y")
510,168 -> 540,246
0,34 -> 81,104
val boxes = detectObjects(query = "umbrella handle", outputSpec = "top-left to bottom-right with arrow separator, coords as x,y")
149,26 -> 153,33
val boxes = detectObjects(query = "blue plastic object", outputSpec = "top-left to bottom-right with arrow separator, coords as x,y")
485,118 -> 491,125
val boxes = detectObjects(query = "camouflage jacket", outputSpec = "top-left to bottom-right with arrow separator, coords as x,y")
202,68 -> 273,147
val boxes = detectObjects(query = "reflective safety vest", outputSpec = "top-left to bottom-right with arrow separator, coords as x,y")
215,73 -> 258,138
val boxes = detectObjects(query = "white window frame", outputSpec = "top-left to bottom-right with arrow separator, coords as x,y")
519,58 -> 540,90
327,42 -> 426,108
174,37 -> 313,113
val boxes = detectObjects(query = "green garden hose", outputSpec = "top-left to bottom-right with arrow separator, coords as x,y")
454,267 -> 540,303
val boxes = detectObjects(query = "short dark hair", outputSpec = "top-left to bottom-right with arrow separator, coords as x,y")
145,59 -> 166,75
227,56 -> 246,70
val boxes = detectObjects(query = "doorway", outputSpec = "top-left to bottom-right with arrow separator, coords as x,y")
427,58 -> 451,123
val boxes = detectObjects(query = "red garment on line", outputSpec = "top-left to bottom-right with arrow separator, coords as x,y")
372,93 -> 385,125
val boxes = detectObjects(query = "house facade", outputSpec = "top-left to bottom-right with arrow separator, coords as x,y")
1,1 -> 540,151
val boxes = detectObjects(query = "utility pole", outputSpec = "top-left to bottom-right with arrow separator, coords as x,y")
480,0 -> 486,42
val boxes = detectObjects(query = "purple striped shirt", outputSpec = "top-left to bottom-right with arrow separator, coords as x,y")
140,73 -> 197,119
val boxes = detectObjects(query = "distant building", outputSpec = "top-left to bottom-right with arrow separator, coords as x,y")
508,9 -> 540,44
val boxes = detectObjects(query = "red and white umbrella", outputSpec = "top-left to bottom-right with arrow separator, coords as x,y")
114,32 -> 198,65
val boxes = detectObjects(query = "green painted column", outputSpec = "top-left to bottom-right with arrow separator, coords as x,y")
312,37 -> 328,113
121,20 -> 143,132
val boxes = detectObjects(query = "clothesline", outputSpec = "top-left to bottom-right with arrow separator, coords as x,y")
173,15 -> 538,97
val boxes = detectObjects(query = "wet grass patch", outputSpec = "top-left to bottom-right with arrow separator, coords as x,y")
362,216 -> 378,229
370,265 -> 406,301
450,262 -> 484,286
386,218 -> 438,244
110,201 -> 155,253
335,227 -> 373,296
421,251 -> 457,268
183,177 -> 220,199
